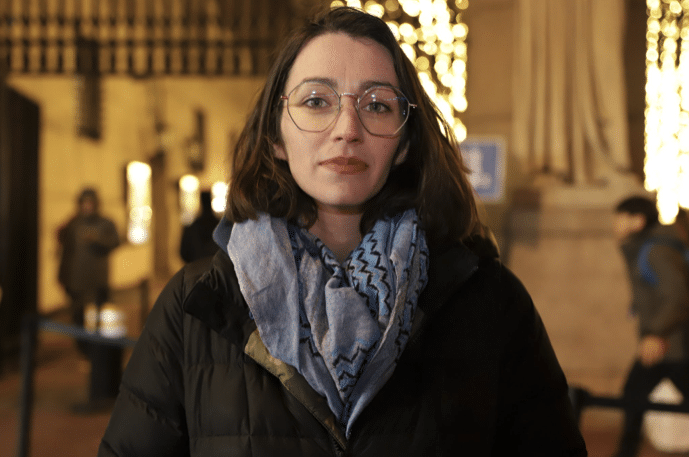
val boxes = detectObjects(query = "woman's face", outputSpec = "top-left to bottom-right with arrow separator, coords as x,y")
274,32 -> 407,215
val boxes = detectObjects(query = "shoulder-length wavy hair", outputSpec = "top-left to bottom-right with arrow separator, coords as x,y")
226,6 -> 482,249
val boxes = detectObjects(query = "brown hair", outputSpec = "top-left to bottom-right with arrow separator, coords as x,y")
226,6 -> 481,249
615,196 -> 659,230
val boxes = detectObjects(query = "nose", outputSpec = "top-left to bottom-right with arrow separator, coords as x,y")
331,94 -> 363,143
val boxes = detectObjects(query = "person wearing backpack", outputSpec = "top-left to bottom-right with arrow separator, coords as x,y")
610,196 -> 689,457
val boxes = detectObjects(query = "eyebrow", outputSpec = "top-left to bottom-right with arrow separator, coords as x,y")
293,77 -> 398,92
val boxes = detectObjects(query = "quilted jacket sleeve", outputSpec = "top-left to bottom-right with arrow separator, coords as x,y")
491,263 -> 587,456
99,268 -> 190,456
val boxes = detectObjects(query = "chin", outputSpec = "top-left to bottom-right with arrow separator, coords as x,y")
314,195 -> 367,212
316,203 -> 365,215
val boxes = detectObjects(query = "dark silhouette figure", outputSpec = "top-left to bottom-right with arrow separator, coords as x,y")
58,188 -> 120,331
180,190 -> 220,263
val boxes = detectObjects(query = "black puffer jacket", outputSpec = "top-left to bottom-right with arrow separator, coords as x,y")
99,242 -> 587,456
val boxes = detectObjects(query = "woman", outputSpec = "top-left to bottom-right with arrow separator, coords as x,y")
99,7 -> 587,456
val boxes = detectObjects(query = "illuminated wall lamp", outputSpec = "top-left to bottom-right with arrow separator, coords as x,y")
211,181 -> 228,215
179,174 -> 200,226
126,161 -> 152,244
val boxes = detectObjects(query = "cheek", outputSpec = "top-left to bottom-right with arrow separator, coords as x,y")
378,140 -> 405,170
280,117 -> 318,157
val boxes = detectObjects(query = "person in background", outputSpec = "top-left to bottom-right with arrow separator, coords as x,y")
99,7 -> 586,456
179,190 -> 220,263
610,196 -> 689,457
58,188 -> 120,344
677,207 -> 689,247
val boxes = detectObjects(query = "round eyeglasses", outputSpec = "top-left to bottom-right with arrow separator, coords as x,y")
280,81 -> 416,137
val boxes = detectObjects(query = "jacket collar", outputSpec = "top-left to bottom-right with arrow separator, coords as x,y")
422,241 -> 479,312
186,226 -> 481,341
405,241 -> 478,347
212,215 -> 233,254
182,252 -> 257,348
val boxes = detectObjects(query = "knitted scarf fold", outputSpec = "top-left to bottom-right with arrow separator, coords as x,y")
228,209 -> 429,436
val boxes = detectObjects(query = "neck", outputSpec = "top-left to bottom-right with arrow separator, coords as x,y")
309,208 -> 363,263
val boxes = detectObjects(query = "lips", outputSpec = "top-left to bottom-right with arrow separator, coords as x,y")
320,156 -> 369,174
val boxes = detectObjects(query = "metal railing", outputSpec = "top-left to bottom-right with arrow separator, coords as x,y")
568,385 -> 689,425
16,314 -> 137,457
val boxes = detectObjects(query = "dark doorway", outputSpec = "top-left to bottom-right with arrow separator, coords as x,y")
0,83 -> 40,374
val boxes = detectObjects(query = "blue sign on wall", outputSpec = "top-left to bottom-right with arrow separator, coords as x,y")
459,137 -> 506,202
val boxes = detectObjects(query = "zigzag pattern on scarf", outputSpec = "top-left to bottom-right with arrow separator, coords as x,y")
391,231 -> 428,359
278,212 -> 429,432
329,226 -> 396,398
392,314 -> 411,359
289,232 -> 324,361
333,339 -> 379,399
347,234 -> 392,316
298,307 -> 322,358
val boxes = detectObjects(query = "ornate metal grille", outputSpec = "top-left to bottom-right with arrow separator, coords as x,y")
0,0 -> 297,76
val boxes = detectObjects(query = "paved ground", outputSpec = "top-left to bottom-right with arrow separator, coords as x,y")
0,336 -> 115,457
1,306 -> 688,456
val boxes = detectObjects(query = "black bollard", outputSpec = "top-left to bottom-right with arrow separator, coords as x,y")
72,304 -> 124,413
17,314 -> 37,457
87,341 -> 122,407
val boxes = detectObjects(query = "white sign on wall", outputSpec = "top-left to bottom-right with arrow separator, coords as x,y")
459,137 -> 506,202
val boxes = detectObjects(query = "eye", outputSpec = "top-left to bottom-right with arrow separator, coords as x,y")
361,87 -> 401,115
303,96 -> 331,109
362,100 -> 391,114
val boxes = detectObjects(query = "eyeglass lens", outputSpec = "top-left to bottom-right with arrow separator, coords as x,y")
286,82 -> 411,136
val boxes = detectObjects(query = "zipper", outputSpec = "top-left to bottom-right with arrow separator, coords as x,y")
244,330 -> 348,451
330,434 -> 346,456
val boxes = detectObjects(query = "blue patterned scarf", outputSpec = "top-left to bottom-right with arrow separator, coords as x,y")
227,209 -> 429,436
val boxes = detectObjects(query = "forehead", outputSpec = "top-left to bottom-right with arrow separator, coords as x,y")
614,212 -> 633,223
285,32 -> 398,92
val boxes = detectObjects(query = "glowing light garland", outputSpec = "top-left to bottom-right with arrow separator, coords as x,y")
646,0 -> 689,224
331,0 -> 468,141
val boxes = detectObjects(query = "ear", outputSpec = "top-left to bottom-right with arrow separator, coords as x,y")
273,142 -> 287,160
393,141 -> 409,166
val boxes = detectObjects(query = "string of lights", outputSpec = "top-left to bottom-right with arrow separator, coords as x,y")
646,0 -> 689,224
330,0 -> 469,141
